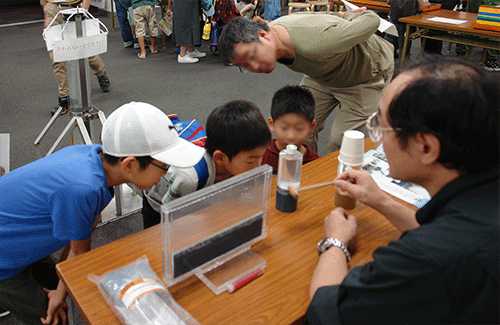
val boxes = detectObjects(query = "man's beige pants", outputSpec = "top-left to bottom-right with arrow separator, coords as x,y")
44,2 -> 105,96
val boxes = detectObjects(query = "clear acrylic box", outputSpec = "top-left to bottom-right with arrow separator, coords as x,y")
161,165 -> 272,295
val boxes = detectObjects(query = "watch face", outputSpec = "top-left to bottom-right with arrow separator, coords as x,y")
317,238 -> 350,260
317,238 -> 333,254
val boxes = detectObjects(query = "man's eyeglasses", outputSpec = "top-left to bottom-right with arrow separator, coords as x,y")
150,161 -> 170,174
366,112 -> 400,142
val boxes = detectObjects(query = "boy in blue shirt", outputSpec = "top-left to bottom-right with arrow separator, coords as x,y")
0,102 -> 204,325
142,100 -> 272,228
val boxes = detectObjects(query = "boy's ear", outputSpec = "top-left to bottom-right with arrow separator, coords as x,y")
119,157 -> 137,175
310,119 -> 317,133
267,117 -> 274,132
213,150 -> 229,166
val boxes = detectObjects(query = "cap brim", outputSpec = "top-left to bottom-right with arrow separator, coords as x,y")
151,139 -> 205,168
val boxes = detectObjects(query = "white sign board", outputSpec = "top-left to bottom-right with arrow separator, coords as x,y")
43,11 -> 108,61
0,134 -> 10,177
53,33 -> 107,62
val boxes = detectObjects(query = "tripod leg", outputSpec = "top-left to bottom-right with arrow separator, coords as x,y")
34,108 -> 65,146
76,117 -> 93,144
47,117 -> 78,156
115,185 -> 123,217
97,110 -> 107,125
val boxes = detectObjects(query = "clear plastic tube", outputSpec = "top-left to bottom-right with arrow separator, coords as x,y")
88,256 -> 200,325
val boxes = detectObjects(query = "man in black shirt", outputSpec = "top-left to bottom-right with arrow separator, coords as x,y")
308,56 -> 499,324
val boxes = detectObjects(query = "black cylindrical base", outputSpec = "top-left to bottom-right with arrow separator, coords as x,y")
276,187 -> 297,213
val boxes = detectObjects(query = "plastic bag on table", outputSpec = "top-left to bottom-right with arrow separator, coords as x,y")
88,255 -> 200,325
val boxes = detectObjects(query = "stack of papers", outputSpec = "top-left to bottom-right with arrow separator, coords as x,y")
362,144 -> 431,208
340,0 -> 398,36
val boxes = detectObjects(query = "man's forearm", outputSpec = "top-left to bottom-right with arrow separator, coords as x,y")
310,247 -> 349,301
372,196 -> 419,232
56,245 -> 70,263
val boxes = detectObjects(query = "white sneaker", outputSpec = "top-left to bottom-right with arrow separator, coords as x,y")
178,54 -> 199,63
188,49 -> 207,58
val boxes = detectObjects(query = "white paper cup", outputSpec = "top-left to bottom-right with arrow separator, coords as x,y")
338,130 -> 365,166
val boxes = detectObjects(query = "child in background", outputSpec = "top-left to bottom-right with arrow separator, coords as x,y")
262,85 -> 319,174
385,0 -> 430,58
132,0 -> 159,59
234,0 -> 255,19
142,100 -> 272,228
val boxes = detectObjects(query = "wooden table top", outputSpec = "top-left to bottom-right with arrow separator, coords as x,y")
399,9 -> 500,38
57,139 -> 411,325
330,0 -> 390,12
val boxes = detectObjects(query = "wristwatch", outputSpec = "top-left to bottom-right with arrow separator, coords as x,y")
317,237 -> 351,261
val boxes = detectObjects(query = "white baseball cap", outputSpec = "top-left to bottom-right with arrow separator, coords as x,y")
101,102 -> 205,168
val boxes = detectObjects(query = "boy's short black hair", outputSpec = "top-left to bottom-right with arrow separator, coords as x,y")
270,85 -> 315,122
205,100 -> 271,160
101,151 -> 153,170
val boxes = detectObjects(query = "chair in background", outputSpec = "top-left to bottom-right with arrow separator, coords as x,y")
308,0 -> 329,11
287,0 -> 312,14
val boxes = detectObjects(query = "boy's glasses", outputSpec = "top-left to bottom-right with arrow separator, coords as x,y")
150,162 -> 170,174
366,112 -> 400,142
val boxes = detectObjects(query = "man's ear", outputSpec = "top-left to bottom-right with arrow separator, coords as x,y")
416,133 -> 441,165
267,117 -> 274,132
258,29 -> 270,41
213,150 -> 229,166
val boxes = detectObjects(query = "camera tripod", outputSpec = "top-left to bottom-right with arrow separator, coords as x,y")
34,11 -> 141,221
34,11 -> 106,156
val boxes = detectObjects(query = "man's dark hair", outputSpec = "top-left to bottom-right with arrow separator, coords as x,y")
101,152 -> 153,170
271,85 -> 315,122
205,100 -> 271,160
219,16 -> 269,61
388,56 -> 499,174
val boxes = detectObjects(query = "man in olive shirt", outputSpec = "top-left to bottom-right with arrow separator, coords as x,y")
219,10 -> 394,154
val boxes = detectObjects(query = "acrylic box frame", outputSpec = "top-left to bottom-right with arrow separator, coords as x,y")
161,165 -> 272,295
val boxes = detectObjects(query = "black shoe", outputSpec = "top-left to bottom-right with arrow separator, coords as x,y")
484,60 -> 500,72
50,95 -> 69,116
50,105 -> 68,116
97,72 -> 110,92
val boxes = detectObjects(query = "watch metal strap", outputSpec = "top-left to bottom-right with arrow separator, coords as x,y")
319,237 -> 351,261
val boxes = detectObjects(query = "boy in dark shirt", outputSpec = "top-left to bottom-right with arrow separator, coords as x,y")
262,85 -> 319,174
